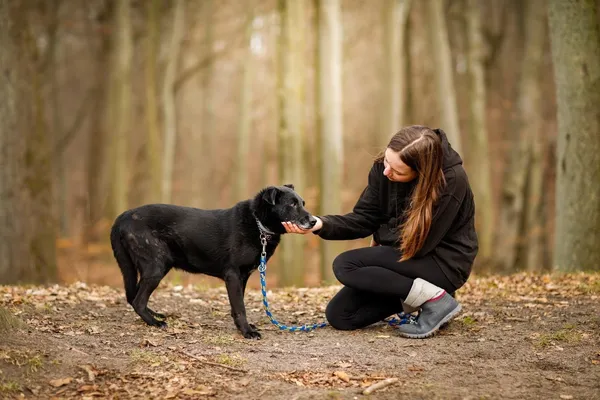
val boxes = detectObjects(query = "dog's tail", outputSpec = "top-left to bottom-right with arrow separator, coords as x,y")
110,214 -> 138,305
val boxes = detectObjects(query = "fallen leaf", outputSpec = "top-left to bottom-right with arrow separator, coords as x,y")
559,395 -> 573,399
78,365 -> 96,381
333,371 -> 350,383
49,377 -> 73,387
141,338 -> 158,347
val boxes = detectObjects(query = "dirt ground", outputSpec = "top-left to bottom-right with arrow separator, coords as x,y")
1,272 -> 599,400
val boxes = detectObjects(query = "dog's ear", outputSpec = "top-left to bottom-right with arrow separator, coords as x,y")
262,187 -> 279,205
283,183 -> 295,190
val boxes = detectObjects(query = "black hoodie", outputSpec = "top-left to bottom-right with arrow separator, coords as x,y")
315,129 -> 478,288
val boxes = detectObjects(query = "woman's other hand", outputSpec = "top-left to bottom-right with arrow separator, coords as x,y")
282,217 -> 323,234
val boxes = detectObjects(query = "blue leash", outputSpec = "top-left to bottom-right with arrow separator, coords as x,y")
386,312 -> 417,327
257,231 -> 413,332
258,233 -> 327,332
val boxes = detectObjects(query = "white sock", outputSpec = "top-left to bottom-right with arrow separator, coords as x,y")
404,278 -> 446,308
401,301 -> 420,314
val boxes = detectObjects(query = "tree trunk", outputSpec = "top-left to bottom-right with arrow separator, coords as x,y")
495,0 -> 546,272
145,0 -> 161,203
382,0 -> 412,140
26,19 -> 58,284
0,0 -> 25,283
548,0 -> 600,272
316,0 -> 344,285
161,0 -> 185,204
86,1 -> 112,240
278,0 -> 307,287
235,5 -> 255,201
0,1 -> 57,284
107,0 -> 133,218
523,6 -> 549,272
201,0 -> 217,208
425,0 -> 462,153
465,0 -> 493,263
48,3 -> 68,237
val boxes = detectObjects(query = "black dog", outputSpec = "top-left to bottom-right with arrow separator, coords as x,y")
110,184 -> 316,339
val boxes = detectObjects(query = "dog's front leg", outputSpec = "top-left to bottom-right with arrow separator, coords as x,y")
224,270 -> 261,339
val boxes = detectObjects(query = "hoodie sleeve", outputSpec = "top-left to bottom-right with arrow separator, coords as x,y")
314,163 -> 387,240
414,167 -> 467,258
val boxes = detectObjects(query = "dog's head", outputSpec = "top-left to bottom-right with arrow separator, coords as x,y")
253,184 -> 317,233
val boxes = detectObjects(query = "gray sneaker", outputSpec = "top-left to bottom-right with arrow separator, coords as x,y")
396,293 -> 462,339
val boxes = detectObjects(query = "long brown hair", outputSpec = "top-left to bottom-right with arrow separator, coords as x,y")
376,126 -> 445,261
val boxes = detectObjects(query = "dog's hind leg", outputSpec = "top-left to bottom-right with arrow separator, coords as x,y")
132,267 -> 169,328
110,227 -> 139,305
126,235 -> 172,328
135,281 -> 166,320
224,270 -> 261,339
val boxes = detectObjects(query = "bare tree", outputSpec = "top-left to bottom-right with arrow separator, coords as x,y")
201,0 -> 217,208
107,0 -> 133,217
495,0 -> 546,272
0,0 -> 25,283
548,0 -> 600,271
235,4 -> 256,201
316,0 -> 344,284
425,0 -> 462,153
381,0 -> 412,140
0,0 -> 57,283
145,0 -> 162,203
87,2 -> 113,240
523,7 -> 549,271
466,0 -> 493,263
278,0 -> 307,286
161,0 -> 186,204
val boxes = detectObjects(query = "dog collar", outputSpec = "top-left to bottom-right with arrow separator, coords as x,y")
255,218 -> 276,236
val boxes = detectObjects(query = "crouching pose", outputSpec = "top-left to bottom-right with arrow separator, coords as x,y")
283,125 -> 478,338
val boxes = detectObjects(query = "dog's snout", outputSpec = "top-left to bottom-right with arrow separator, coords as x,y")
308,216 -> 317,227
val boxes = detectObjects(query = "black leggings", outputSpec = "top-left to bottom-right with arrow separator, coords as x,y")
325,246 -> 458,331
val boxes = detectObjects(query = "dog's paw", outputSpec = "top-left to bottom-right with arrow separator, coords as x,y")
248,323 -> 260,331
148,309 -> 166,320
243,330 -> 261,340
153,320 -> 168,329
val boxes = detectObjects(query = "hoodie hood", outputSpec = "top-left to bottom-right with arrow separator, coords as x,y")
434,128 -> 463,170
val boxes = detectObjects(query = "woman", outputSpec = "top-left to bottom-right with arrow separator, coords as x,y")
283,125 -> 478,339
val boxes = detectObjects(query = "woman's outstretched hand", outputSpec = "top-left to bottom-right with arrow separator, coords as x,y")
282,217 -> 323,234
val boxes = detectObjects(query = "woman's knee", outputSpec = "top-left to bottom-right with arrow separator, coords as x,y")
331,250 -> 358,283
325,298 -> 355,331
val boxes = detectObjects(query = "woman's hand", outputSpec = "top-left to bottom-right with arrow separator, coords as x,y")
282,217 -> 323,234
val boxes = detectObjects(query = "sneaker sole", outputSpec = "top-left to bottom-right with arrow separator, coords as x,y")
398,303 -> 462,339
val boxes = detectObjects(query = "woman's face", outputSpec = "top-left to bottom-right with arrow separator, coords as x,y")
383,148 -> 418,183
